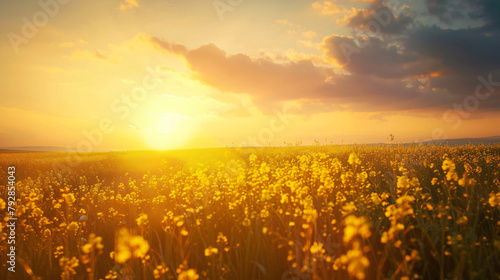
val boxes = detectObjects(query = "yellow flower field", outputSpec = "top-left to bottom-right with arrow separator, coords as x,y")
1,144 -> 499,279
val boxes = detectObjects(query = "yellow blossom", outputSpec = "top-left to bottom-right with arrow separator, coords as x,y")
204,246 -> 218,257
343,215 -> 371,244
178,269 -> 199,280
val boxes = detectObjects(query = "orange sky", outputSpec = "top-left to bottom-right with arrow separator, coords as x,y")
1,0 -> 500,150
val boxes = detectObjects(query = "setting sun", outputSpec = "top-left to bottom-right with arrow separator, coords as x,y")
138,112 -> 193,150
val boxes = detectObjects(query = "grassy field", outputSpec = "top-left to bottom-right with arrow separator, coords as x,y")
1,144 -> 499,280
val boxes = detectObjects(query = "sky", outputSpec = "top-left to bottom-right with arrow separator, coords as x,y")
1,0 -> 500,150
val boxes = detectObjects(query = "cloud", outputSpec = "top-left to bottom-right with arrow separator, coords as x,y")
423,0 -> 470,24
318,74 -> 454,112
424,0 -> 449,17
472,0 -> 500,30
138,0 -> 500,115
120,0 -> 139,11
144,36 -> 332,108
321,34 -> 439,79
181,43 -> 331,101
402,25 -> 500,97
340,4 -> 413,34
321,0 -> 500,102
143,35 -> 490,115
302,30 -> 317,39
144,35 -> 187,55
406,26 -> 500,74
275,19 -> 293,26
312,1 -> 341,15
321,28 -> 500,103
274,19 -> 301,36
424,0 -> 500,28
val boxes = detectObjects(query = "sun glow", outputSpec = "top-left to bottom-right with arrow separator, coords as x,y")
142,113 -> 193,150
157,114 -> 179,133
